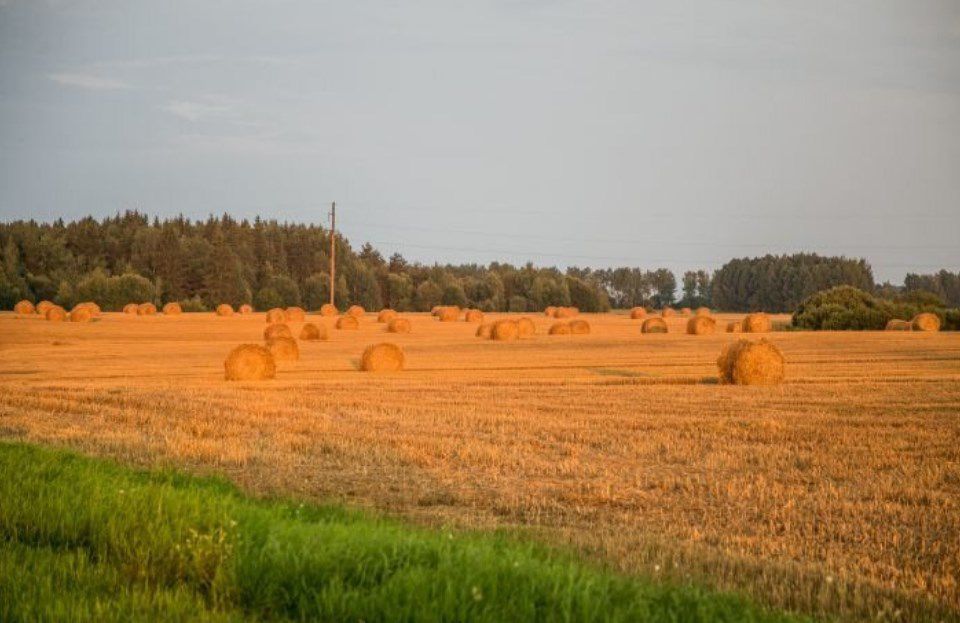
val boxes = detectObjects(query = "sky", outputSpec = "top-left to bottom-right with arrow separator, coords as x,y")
0,1 -> 958,283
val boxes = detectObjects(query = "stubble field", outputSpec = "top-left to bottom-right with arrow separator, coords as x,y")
1,310 -> 958,621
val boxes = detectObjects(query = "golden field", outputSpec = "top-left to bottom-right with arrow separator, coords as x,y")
1,310 -> 958,621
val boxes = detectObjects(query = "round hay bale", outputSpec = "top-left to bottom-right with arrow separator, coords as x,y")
641,317 -> 668,333
686,316 -> 716,335
224,344 -> 275,381
265,308 -> 285,324
475,323 -> 494,339
266,336 -> 299,362
387,317 -> 412,333
491,319 -> 519,341
431,306 -> 441,316
285,307 -> 306,322
36,300 -> 55,315
517,317 -> 536,337
377,309 -> 398,323
69,307 -> 92,323
437,306 -> 460,322
360,342 -> 405,372
264,323 -> 293,340
911,312 -> 941,332
320,303 -> 338,317
568,319 -> 591,335
742,312 -> 771,333
629,307 -> 646,319
661,307 -> 676,318
336,315 -> 359,330
72,302 -> 100,317
123,303 -> 139,315
14,300 -> 35,315
137,303 -> 157,316
548,322 -> 571,335
45,306 -> 67,322
162,302 -> 182,315
465,309 -> 484,323
347,305 -> 365,318
726,321 -> 743,333
544,306 -> 557,317
239,304 -> 253,315
885,319 -> 912,331
216,304 -> 234,317
299,322 -> 328,341
696,307 -> 711,316
554,307 -> 578,319
680,307 -> 692,317
717,339 -> 785,386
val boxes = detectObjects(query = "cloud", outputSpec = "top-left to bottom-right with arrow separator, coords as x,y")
161,99 -> 232,122
48,72 -> 130,90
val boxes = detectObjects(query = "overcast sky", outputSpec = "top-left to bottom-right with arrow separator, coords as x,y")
1,1 -> 958,282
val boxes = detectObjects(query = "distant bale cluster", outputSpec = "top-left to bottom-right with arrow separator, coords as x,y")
717,339 -> 785,386
360,342 -> 405,372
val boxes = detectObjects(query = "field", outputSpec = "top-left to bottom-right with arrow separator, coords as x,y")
1,310 -> 958,621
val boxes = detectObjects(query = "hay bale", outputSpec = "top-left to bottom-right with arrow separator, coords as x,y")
216,304 -> 234,317
554,307 -> 578,319
568,319 -> 591,335
123,303 -> 139,315
465,309 -> 484,323
45,306 -> 67,322
661,307 -> 676,318
336,315 -> 359,330
13,300 -> 35,315
641,317 -> 668,333
266,336 -> 300,362
431,306 -> 441,316
377,309 -> 398,323
162,302 -> 182,315
137,303 -> 157,316
285,307 -> 306,322
491,319 -> 519,341
686,316 -> 717,335
73,302 -> 100,316
360,342 -> 405,372
911,313 -> 941,332
36,300 -> 55,315
544,306 -> 557,317
320,303 -> 338,317
265,308 -> 285,324
630,307 -> 646,319
696,307 -> 711,316
347,305 -> 365,318
239,304 -> 253,315
264,323 -> 293,340
69,307 -> 92,323
299,322 -> 328,341
680,307 -> 692,317
717,339 -> 785,386
224,344 -> 275,381
885,319 -> 912,331
742,313 -> 771,333
517,317 -> 536,337
726,321 -> 743,333
387,317 -> 412,333
437,306 -> 460,322
475,323 -> 494,339
548,322 -> 571,335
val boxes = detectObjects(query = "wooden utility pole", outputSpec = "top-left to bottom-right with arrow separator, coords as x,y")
328,201 -> 336,308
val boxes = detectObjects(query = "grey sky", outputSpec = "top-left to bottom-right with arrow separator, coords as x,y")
1,1 -> 958,282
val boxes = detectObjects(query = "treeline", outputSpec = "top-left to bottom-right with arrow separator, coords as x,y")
0,213 -> 955,313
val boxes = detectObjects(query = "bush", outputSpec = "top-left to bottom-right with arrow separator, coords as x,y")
178,296 -> 208,312
793,285 -> 950,331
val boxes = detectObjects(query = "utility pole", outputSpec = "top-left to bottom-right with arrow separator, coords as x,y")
328,201 -> 336,308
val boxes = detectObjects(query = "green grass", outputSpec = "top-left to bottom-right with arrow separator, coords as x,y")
0,442 -> 807,622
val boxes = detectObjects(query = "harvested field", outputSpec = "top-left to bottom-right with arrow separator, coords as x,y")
0,310 -> 958,621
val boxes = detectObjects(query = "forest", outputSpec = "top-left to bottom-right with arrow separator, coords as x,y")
0,212 -> 956,312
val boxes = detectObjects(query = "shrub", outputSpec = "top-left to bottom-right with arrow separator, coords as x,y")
792,286 -> 890,330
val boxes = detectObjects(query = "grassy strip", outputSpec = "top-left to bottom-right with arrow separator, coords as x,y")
0,442 -> 805,622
